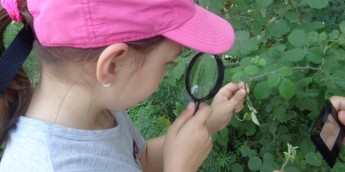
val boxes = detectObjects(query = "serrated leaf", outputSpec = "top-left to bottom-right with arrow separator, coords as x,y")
279,79 -> 296,101
251,112 -> 260,126
318,32 -> 327,41
254,81 -> 271,100
340,21 -> 345,33
283,48 -> 306,62
267,74 -> 281,88
288,29 -> 307,47
267,19 -> 291,38
244,65 -> 259,75
248,156 -> 262,171
305,0 -> 329,9
329,30 -> 340,40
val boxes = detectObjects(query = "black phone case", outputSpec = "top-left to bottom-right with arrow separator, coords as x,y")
310,100 -> 345,168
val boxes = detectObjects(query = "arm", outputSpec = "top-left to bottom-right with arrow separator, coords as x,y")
141,135 -> 165,172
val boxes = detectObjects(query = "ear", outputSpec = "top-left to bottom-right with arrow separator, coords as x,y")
96,43 -> 128,85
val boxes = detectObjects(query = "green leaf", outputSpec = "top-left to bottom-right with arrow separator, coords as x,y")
339,34 -> 345,46
231,163 -> 243,172
278,66 -> 293,76
256,0 -> 272,8
268,123 -> 277,134
282,48 -> 306,62
288,29 -> 307,48
318,32 -> 328,42
244,65 -> 259,75
173,62 -> 186,79
329,30 -> 340,40
279,79 -> 296,101
308,31 -> 319,44
217,129 -> 229,148
244,112 -> 252,121
305,152 -> 323,167
305,0 -> 329,9
267,73 -> 281,88
340,21 -> 345,33
248,156 -> 263,171
251,112 -> 260,126
245,122 -> 256,136
284,11 -> 299,22
274,107 -> 288,123
306,52 -> 322,64
267,19 -> 291,38
254,81 -> 271,100
299,77 -> 313,87
232,72 -> 243,82
263,153 -> 274,163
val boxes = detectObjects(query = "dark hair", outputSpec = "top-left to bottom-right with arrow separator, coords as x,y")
0,1 -> 33,145
0,1 -> 164,145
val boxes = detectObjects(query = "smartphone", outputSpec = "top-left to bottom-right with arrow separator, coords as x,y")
310,100 -> 345,168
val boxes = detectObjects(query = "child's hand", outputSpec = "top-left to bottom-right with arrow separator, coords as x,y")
164,102 -> 212,172
207,82 -> 248,134
329,96 -> 345,145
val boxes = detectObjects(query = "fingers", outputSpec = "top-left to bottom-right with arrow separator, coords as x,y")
168,102 -> 195,135
212,82 -> 247,106
193,103 -> 213,125
329,96 -> 345,112
226,88 -> 246,111
339,111 -> 345,126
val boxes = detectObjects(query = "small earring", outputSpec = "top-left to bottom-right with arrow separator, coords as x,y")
103,83 -> 111,87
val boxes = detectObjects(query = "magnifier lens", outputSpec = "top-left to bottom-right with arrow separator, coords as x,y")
188,54 -> 219,100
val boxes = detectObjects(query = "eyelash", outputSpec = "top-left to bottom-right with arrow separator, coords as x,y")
167,61 -> 175,66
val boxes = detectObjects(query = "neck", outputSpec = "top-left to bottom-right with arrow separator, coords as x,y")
25,74 -> 115,130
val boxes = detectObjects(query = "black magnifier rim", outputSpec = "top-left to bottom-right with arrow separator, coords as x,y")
185,52 -> 224,102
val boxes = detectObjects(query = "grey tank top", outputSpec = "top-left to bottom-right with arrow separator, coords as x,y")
0,111 -> 146,172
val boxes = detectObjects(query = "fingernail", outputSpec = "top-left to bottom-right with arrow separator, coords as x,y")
238,89 -> 246,96
187,102 -> 194,110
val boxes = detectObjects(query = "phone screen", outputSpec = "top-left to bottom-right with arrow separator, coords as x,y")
320,114 -> 340,151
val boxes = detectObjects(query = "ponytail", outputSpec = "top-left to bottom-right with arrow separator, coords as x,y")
0,3 -> 32,145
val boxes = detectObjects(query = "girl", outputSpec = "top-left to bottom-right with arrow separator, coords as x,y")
0,0 -> 247,171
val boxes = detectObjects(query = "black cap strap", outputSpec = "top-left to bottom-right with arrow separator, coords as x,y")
0,27 -> 34,98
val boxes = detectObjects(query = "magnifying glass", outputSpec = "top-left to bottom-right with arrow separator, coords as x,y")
185,53 -> 224,110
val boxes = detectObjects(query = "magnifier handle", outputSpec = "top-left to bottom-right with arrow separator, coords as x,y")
195,101 -> 200,112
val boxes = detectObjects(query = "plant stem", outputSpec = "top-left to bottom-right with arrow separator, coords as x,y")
280,157 -> 289,171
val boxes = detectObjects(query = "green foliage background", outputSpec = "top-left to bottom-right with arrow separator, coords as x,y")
3,0 -> 345,171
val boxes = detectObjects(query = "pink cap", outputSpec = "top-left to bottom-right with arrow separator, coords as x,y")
27,0 -> 235,54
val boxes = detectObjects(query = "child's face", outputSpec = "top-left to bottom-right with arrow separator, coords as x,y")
106,39 -> 183,110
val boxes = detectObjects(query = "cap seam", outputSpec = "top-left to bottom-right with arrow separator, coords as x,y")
84,0 -> 97,44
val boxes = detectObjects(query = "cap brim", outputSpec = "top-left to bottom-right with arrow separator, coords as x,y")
162,5 -> 235,54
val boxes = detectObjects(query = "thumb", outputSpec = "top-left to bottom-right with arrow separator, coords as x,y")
168,102 -> 195,135
339,111 -> 345,126
226,89 -> 246,110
